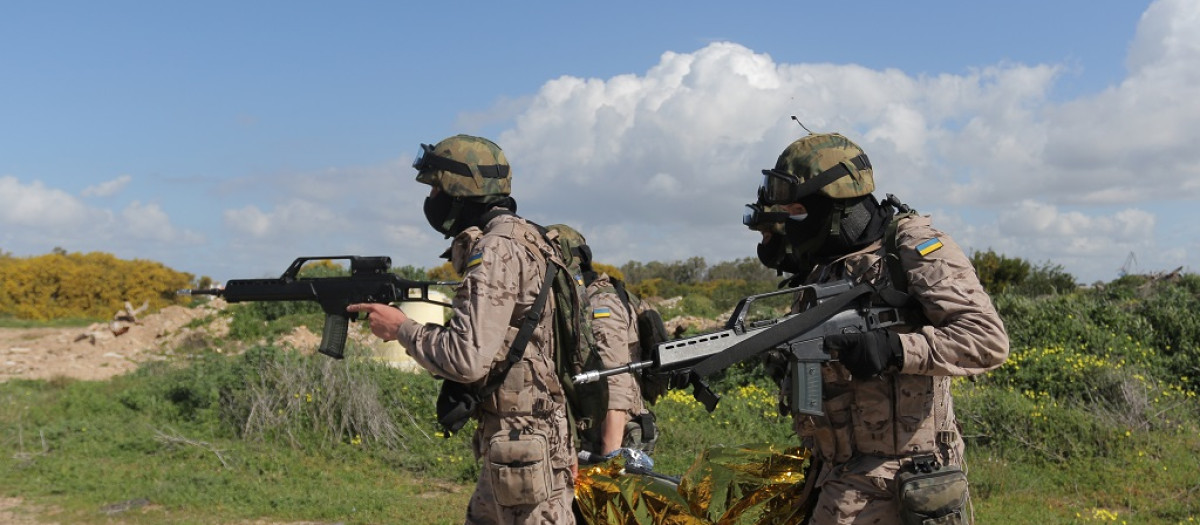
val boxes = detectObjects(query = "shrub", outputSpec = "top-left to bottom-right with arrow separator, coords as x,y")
971,249 -> 1031,295
955,382 -> 1120,463
115,344 -> 479,481
0,251 -> 195,320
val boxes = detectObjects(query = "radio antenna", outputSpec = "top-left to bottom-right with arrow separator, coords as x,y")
790,115 -> 813,134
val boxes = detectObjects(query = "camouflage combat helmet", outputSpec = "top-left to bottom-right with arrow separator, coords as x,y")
759,133 -> 874,204
413,134 -> 512,200
546,224 -> 592,271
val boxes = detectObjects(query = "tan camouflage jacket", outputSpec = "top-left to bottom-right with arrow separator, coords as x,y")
586,273 -> 645,416
396,213 -> 574,471
794,214 -> 1009,478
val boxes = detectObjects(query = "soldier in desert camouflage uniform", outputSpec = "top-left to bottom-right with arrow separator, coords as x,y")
349,135 -> 575,525
753,132 -> 1010,525
549,225 -> 656,458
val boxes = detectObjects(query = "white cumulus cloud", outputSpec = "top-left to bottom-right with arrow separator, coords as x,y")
81,175 -> 133,198
0,176 -> 92,228
482,0 -> 1198,283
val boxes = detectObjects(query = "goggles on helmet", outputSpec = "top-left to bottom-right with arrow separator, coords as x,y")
758,170 -> 800,205
412,143 -> 510,179
757,153 -> 872,205
413,143 -> 470,177
742,203 -> 789,229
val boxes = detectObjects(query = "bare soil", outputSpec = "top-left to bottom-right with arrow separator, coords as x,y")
0,299 -> 233,383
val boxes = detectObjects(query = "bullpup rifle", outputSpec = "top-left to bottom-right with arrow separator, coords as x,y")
574,280 -> 917,416
179,256 -> 455,359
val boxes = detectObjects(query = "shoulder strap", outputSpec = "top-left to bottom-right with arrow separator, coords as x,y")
879,194 -> 919,307
587,271 -> 637,318
477,261 -> 558,398
610,277 -> 633,310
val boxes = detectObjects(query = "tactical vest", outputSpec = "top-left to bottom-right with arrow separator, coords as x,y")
456,215 -> 566,421
795,197 -> 964,470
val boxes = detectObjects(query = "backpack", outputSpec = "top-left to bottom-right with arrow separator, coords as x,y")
541,225 -> 609,447
434,215 -> 604,439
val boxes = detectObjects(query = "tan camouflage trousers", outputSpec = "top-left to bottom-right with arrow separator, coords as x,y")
807,470 -> 970,525
463,468 -> 575,525
807,470 -> 899,525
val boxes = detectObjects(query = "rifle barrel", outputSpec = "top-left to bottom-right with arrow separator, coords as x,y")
177,288 -> 223,296
572,360 -> 653,384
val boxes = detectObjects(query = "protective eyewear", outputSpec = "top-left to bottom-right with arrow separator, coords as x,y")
412,143 -> 437,171
412,143 -> 475,177
758,170 -> 801,205
742,203 -> 789,228
412,143 -> 509,179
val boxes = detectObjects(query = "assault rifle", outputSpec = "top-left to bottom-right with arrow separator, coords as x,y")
573,280 -> 917,416
179,256 -> 455,359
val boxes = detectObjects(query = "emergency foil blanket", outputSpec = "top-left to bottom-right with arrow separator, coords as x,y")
575,443 -> 811,525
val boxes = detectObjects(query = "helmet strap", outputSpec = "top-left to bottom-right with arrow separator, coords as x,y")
783,153 -> 872,201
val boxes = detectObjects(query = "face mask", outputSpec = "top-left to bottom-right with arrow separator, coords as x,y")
423,191 -> 459,237
757,234 -> 787,271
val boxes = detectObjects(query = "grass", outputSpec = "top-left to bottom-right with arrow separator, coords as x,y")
968,431 -> 1200,524
1,371 -> 473,525
2,352 -> 1197,524
5,271 -> 1200,524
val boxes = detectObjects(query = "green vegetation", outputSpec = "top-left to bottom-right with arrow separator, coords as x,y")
1,250 -> 1198,524
0,250 -> 201,321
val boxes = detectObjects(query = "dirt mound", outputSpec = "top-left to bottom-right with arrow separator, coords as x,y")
0,299 -> 420,383
0,299 -> 232,382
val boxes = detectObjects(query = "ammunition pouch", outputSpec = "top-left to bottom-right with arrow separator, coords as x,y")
436,379 -> 479,437
486,430 -> 553,507
622,410 -> 659,454
896,455 -> 968,525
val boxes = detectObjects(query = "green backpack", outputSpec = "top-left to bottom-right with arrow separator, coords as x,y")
543,224 -> 609,449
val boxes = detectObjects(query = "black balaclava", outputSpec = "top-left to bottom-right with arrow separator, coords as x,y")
756,233 -> 789,271
786,194 -> 893,265
423,192 -> 518,238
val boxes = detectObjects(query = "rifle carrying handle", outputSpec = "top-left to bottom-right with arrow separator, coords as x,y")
319,314 -> 349,359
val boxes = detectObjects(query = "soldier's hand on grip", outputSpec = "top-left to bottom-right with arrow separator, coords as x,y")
824,330 -> 902,379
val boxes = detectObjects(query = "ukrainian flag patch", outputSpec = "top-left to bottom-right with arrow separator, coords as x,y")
593,307 -> 612,319
466,251 -> 484,268
917,237 -> 944,257
574,273 -> 584,286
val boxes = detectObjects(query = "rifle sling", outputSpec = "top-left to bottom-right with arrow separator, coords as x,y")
477,261 -> 558,399
690,282 -> 875,378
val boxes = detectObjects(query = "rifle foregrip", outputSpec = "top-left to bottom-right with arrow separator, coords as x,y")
319,314 -> 349,359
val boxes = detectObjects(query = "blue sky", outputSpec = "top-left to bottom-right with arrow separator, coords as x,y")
2,0 -> 1195,285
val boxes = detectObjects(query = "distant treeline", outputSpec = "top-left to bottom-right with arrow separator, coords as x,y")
0,245 -> 1098,322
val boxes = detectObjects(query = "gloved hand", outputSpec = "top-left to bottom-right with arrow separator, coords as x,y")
824,330 -> 903,379
640,369 -> 692,405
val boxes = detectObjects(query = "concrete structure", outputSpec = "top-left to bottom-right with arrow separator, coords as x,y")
372,290 -> 449,371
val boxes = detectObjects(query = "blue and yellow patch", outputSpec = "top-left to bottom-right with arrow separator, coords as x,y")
466,251 -> 484,268
916,237 -> 944,257
574,273 -> 584,286
593,307 -> 612,319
